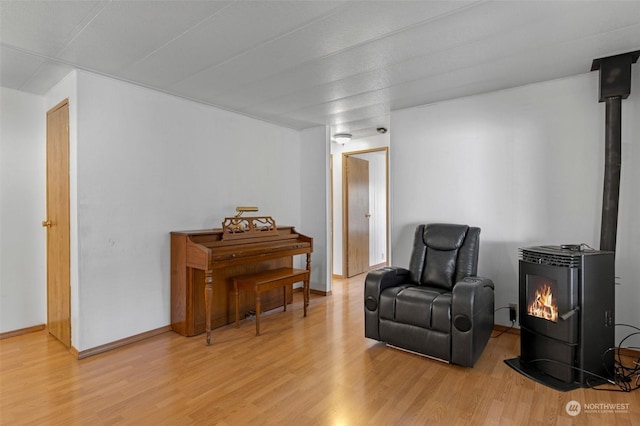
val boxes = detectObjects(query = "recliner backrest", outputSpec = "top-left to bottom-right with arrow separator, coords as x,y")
407,224 -> 480,290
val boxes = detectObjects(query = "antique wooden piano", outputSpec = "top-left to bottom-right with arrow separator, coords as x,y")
170,215 -> 312,341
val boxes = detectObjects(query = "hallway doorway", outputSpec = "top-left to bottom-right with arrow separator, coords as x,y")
44,98 -> 71,348
332,146 -> 388,279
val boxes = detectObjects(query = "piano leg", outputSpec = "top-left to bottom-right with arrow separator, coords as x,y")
255,290 -> 261,336
235,284 -> 240,328
205,270 -> 213,345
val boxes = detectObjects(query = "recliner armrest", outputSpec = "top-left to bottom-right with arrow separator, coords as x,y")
451,276 -> 495,366
364,267 -> 410,340
365,267 -> 410,298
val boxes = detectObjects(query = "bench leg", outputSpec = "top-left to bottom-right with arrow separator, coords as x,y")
303,278 -> 309,317
304,254 -> 311,317
283,286 -> 287,312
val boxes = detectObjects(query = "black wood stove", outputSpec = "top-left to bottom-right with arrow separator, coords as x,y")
505,245 -> 615,391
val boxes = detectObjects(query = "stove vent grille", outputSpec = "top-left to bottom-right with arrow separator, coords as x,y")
519,247 -> 582,268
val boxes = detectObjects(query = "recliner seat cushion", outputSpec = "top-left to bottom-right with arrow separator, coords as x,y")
379,285 -> 451,332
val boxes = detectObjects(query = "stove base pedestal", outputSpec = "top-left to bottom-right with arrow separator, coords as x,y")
504,357 -> 581,392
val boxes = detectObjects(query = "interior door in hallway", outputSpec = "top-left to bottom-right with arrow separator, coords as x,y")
44,99 -> 71,348
345,156 -> 369,277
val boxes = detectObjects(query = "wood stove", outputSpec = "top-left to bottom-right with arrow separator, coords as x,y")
506,245 -> 615,391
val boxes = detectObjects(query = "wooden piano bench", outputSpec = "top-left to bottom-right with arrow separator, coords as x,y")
233,267 -> 310,336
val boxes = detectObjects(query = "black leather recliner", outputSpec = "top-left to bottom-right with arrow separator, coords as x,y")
364,223 -> 494,367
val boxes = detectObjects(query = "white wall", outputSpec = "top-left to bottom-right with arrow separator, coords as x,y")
69,71 -> 302,350
0,88 -> 46,332
300,126 -> 331,293
5,64 -> 637,350
391,68 -> 640,346
331,133 -> 390,276
1,70 -> 328,350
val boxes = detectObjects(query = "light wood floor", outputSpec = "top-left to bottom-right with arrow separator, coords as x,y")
1,275 -> 639,425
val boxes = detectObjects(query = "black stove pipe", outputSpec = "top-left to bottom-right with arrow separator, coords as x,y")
600,97 -> 622,252
591,51 -> 639,253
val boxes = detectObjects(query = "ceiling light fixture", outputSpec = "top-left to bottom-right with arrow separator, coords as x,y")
333,133 -> 352,145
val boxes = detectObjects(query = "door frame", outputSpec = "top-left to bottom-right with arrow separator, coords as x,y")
341,147 -> 389,278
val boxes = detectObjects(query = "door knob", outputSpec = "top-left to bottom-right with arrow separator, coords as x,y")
42,220 -> 52,228
365,214 -> 371,218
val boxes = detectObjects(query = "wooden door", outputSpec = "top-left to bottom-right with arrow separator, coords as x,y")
44,99 -> 71,348
345,156 -> 370,277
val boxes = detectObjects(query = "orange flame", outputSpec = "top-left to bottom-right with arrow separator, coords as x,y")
528,283 -> 558,322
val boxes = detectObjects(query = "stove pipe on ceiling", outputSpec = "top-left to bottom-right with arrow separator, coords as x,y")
590,51 -> 639,253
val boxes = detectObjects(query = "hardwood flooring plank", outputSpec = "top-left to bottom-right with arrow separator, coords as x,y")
1,274 -> 639,425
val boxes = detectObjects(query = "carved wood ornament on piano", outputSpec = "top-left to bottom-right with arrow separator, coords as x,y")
170,207 -> 312,344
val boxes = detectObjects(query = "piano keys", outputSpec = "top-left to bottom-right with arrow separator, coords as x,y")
170,225 -> 312,337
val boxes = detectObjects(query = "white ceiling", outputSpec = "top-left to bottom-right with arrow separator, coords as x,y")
2,1 -> 639,139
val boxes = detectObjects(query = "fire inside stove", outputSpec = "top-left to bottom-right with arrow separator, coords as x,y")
527,275 -> 558,322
